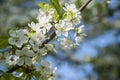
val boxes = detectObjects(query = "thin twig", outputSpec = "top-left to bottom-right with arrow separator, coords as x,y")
40,31 -> 56,48
79,0 -> 92,12
0,46 -> 11,53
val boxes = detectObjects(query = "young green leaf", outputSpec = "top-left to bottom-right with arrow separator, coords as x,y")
38,3 -> 45,8
50,0 -> 62,17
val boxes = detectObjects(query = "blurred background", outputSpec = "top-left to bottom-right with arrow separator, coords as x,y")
0,0 -> 120,80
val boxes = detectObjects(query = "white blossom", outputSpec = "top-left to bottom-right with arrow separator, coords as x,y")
36,48 -> 47,62
75,25 -> 84,33
63,3 -> 81,25
37,6 -> 55,27
63,3 -> 78,13
75,37 -> 82,43
36,60 -> 51,72
29,31 -> 46,51
6,55 -> 19,65
44,23 -> 52,32
3,2 -> 84,79
37,14 -> 52,26
8,29 -> 28,48
55,20 -> 73,37
45,44 -> 56,53
59,38 -> 76,48
16,47 -> 35,66
28,22 -> 41,32
0,52 -> 9,65
38,4 -> 55,16
75,25 -> 85,43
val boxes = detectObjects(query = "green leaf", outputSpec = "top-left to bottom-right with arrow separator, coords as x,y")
38,3 -> 53,14
50,0 -> 62,17
75,0 -> 83,8
62,12 -> 67,19
53,10 -> 59,22
62,11 -> 74,20
34,71 -> 40,79
38,3 -> 45,9
0,36 -> 9,48
38,3 -> 52,10
0,73 -> 21,80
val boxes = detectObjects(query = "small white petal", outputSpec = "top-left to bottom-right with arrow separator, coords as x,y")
9,30 -> 16,37
16,50 -> 23,56
8,38 -> 15,45
15,41 -> 22,48
26,51 -> 35,57
64,32 -> 68,37
17,58 -> 24,66
25,58 -> 32,66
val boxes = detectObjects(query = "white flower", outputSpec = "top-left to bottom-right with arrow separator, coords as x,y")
8,29 -> 28,48
28,21 -> 52,34
59,38 -> 76,48
63,3 -> 81,25
63,3 -> 78,13
37,5 -> 55,30
75,25 -> 84,33
44,23 -> 52,32
0,52 -> 9,65
16,47 -> 35,66
28,22 -> 41,32
37,14 -> 52,26
38,4 -> 55,16
75,36 -> 82,43
29,31 -> 46,51
55,20 -> 73,37
6,55 -> 19,65
45,44 -> 56,53
37,8 -> 53,27
35,60 -> 54,79
75,25 -> 85,43
36,48 -> 47,62
29,39 -> 40,52
36,60 -> 51,72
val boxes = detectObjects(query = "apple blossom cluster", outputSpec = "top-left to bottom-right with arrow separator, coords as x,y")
0,3 -> 84,80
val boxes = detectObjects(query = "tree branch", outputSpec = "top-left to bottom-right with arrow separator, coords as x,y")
40,31 -> 56,48
40,0 -> 92,48
0,0 -> 92,73
79,0 -> 92,12
0,46 -> 11,53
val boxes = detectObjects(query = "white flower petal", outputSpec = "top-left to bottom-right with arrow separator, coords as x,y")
26,50 -> 35,57
20,36 -> 28,43
16,50 -> 23,56
36,55 -> 41,62
25,58 -> 32,66
9,30 -> 16,37
8,38 -> 15,45
15,41 -> 22,48
63,32 -> 68,37
17,58 -> 24,66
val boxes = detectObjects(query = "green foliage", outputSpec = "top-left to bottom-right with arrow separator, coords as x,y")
75,0 -> 83,8
94,2 -> 107,15
38,3 -> 45,9
0,36 -> 9,48
34,71 -> 40,79
62,11 -> 74,20
50,0 -> 62,17
0,73 -> 21,80
38,3 -> 52,10
53,10 -> 59,22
